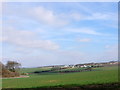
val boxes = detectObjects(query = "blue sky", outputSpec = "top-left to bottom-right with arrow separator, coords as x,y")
1,2 -> 118,67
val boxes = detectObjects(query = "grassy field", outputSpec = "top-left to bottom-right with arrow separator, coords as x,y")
2,66 -> 118,88
20,67 -> 52,73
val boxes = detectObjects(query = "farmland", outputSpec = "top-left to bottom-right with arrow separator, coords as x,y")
2,65 -> 119,89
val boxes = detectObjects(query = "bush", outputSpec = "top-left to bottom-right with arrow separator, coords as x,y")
21,73 -> 28,75
51,67 -> 61,71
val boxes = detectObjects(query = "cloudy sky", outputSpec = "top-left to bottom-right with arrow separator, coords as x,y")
1,2 -> 118,67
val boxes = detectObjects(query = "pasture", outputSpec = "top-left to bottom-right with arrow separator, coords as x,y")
2,66 -> 118,88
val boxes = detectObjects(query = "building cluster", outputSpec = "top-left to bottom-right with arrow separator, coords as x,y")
41,61 -> 118,69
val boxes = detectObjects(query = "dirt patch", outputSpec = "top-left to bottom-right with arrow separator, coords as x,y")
1,75 -> 29,79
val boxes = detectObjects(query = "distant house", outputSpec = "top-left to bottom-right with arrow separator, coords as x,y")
75,64 -> 83,68
72,65 -> 75,68
63,64 -> 73,68
64,65 -> 69,68
75,62 -> 102,68
81,65 -> 87,68
68,65 -> 75,68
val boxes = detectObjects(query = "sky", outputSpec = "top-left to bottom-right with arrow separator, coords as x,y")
1,2 -> 118,67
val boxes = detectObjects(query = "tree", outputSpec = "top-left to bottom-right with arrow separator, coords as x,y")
6,61 -> 21,72
1,61 -> 21,77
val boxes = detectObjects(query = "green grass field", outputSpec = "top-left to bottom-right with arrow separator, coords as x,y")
2,66 -> 118,88
20,67 -> 52,73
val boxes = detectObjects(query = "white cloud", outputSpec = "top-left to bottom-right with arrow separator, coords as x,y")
1,2 -> 118,67
105,44 -> 118,55
97,44 -> 118,61
0,2 -> 2,17
85,12 -> 117,21
1,50 -> 86,67
70,12 -> 117,21
0,36 -> 7,42
1,43 -> 118,67
65,28 -> 102,35
105,47 -> 118,60
29,6 -> 68,26
70,13 -> 82,21
77,38 -> 91,42
3,27 -> 59,50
